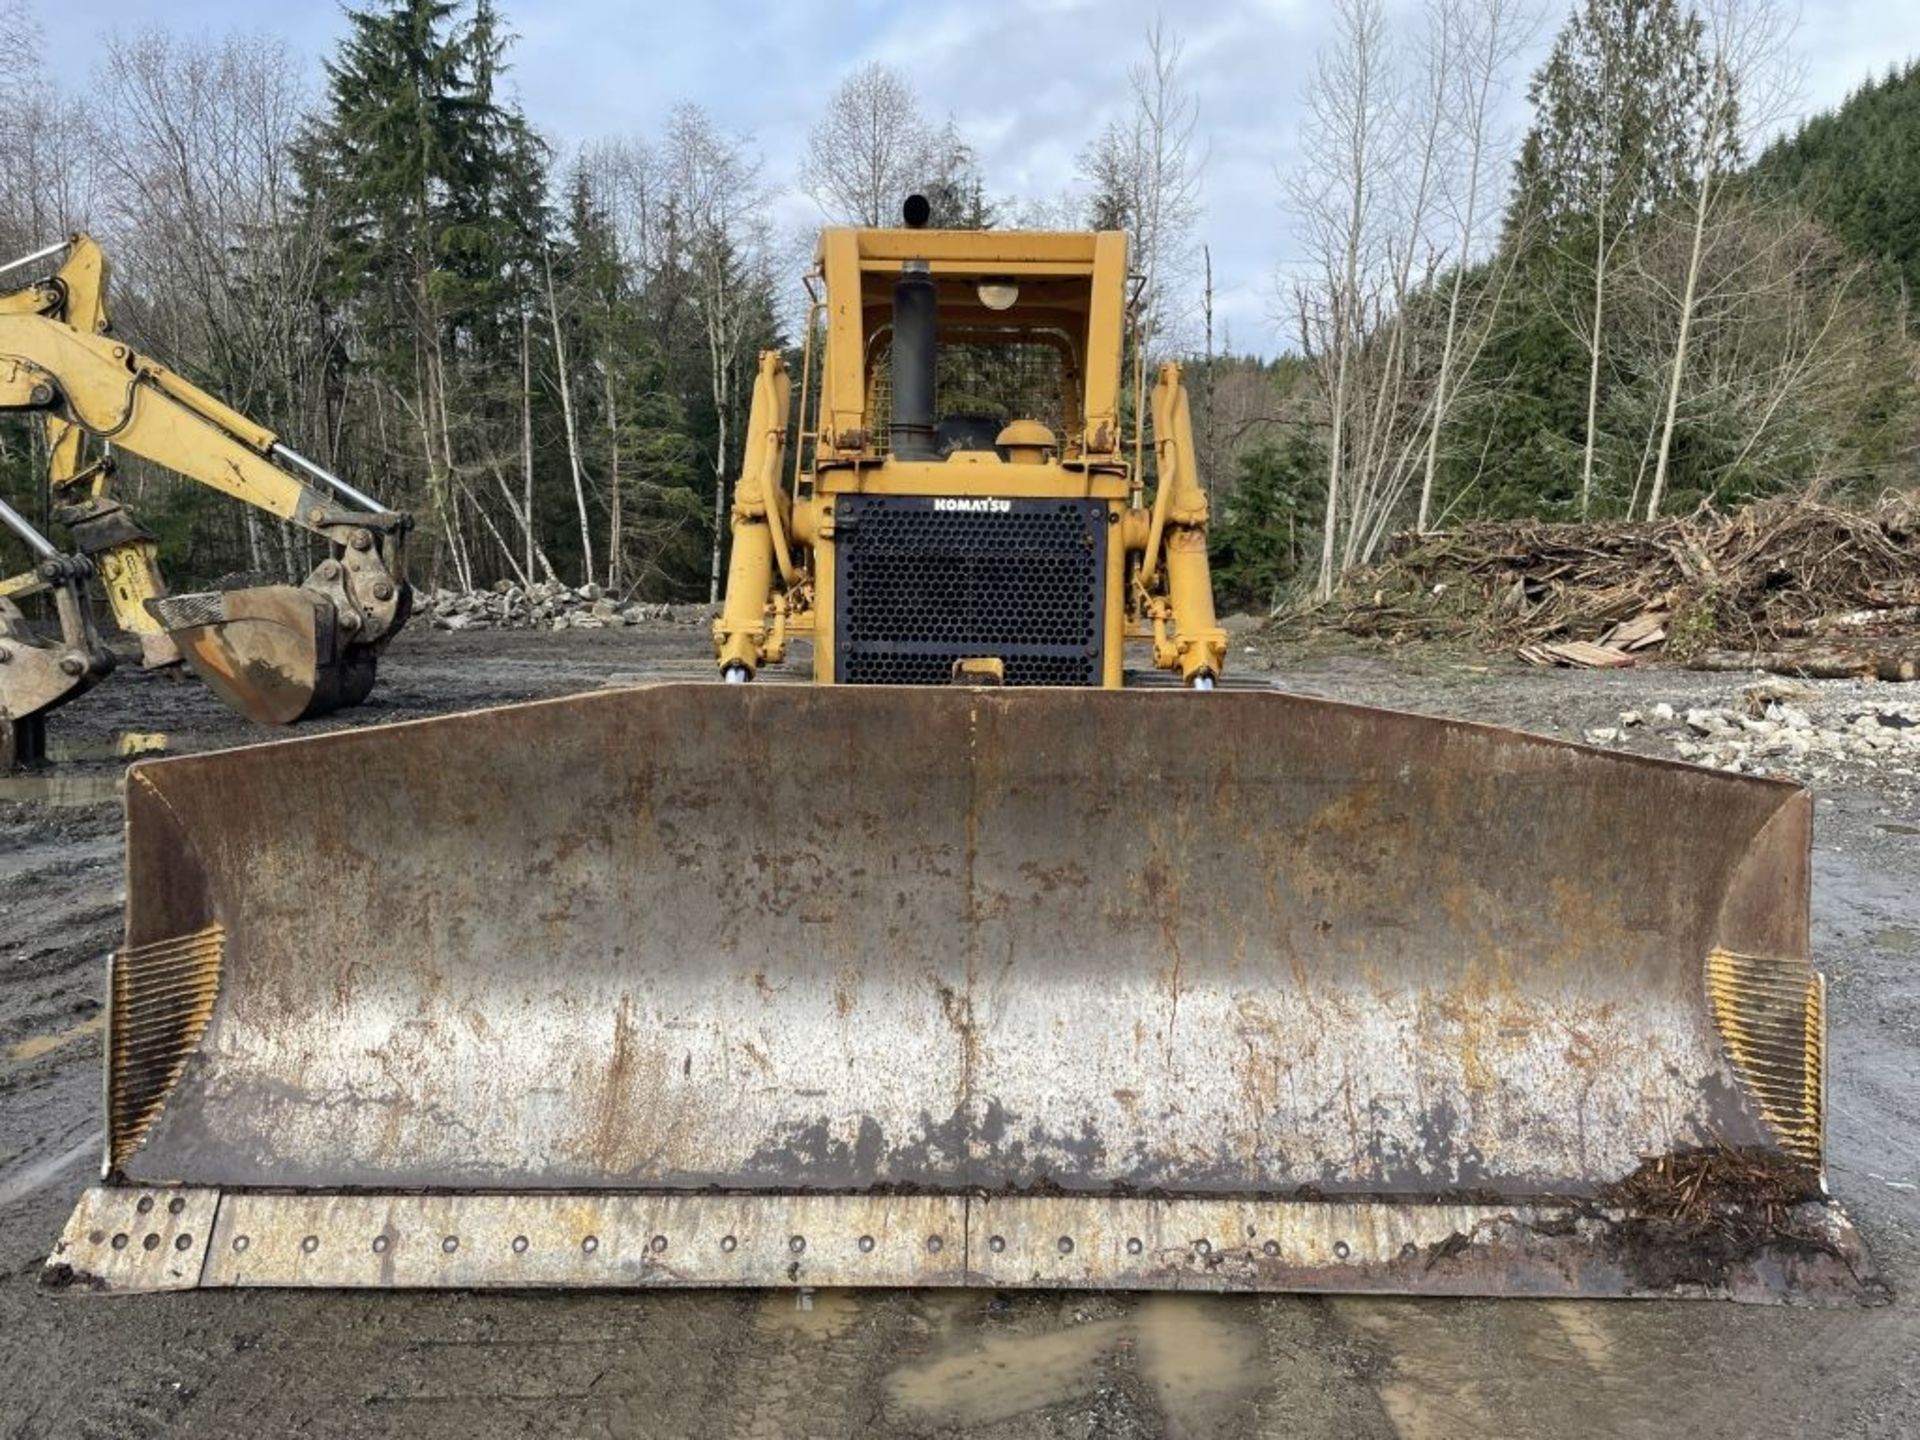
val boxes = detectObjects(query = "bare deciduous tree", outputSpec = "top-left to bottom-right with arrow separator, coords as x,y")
659,105 -> 772,602
800,62 -> 927,226
1080,20 -> 1205,356
1290,0 -> 1534,595
1288,0 -> 1393,598
1642,0 -> 1798,517
1417,0 -> 1535,530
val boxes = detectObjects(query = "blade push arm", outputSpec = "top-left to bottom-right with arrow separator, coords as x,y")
713,350 -> 796,679
1132,360 -> 1226,686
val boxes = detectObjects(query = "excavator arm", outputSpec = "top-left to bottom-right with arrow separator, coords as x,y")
0,235 -> 411,723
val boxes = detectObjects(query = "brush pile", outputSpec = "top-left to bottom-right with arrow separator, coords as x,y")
1313,494 -> 1920,678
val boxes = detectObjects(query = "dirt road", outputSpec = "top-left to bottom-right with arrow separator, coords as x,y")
2,624 -> 1914,1438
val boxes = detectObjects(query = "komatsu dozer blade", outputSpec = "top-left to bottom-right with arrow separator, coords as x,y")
146,586 -> 376,725
46,685 -> 1875,1301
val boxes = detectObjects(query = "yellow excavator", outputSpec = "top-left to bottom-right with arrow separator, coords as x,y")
44,204 -> 1870,1303
0,234 -> 410,733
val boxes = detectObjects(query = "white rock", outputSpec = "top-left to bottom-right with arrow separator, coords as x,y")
1686,708 -> 1734,737
1585,727 -> 1620,745
1619,710 -> 1644,727
1652,702 -> 1676,722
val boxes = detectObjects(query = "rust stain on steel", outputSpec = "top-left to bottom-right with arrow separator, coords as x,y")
108,685 -> 1823,1203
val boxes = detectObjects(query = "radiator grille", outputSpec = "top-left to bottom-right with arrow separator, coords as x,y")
834,497 -> 1106,686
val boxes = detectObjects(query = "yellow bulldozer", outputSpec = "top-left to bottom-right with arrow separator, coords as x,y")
43,204 -> 1870,1303
0,234 -> 411,747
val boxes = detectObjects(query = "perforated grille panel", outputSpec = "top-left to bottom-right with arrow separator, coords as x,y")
834,497 -> 1107,686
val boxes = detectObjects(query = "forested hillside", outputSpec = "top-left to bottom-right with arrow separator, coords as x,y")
1760,61 -> 1920,298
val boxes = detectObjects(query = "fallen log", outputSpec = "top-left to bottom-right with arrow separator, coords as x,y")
1689,646 -> 1919,683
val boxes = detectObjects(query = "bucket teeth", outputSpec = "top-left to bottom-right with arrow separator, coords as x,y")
110,925 -> 225,1169
1707,948 -> 1823,1167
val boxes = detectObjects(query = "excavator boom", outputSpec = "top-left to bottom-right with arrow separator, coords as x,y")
0,234 -> 410,727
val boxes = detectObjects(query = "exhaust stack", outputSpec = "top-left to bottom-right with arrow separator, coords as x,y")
889,204 -> 939,461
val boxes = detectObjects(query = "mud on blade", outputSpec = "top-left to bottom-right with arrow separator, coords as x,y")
49,685 -> 1874,1301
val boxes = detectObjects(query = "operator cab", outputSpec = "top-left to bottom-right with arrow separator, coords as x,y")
842,196 -> 1109,471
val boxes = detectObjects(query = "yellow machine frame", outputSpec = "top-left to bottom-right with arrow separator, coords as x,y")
714,225 -> 1226,687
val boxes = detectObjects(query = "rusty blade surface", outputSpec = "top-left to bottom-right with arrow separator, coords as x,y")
148,585 -> 376,725
113,684 -> 1818,1200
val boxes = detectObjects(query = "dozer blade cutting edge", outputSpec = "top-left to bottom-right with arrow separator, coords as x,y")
147,586 -> 378,725
45,684 -> 1875,1302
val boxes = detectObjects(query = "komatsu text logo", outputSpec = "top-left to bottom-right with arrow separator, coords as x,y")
932,497 -> 1012,514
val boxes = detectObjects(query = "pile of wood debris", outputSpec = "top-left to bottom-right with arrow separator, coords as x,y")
1311,494 -> 1920,679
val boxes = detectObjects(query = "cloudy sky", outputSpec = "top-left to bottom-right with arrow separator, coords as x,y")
39,0 -> 1920,353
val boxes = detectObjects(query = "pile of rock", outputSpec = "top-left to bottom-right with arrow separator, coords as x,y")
420,581 -> 712,632
1584,681 -> 1919,783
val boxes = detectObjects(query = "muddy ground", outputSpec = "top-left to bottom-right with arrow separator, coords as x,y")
1,622 -> 1916,1439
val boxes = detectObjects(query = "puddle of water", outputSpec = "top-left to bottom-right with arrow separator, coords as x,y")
0,729 -> 169,804
886,1316 -> 1124,1427
1868,924 -> 1918,955
0,769 -> 122,806
6,1013 -> 105,1065
886,1295 -> 1266,1433
1542,1301 -> 1618,1372
1333,1296 -> 1629,1440
753,1287 -> 862,1340
1134,1295 -> 1263,1437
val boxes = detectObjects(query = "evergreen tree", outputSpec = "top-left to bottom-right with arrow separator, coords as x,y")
1208,433 -> 1327,609
1467,0 -> 1723,519
919,121 -> 993,229
1758,61 -> 1920,299
295,0 -> 550,577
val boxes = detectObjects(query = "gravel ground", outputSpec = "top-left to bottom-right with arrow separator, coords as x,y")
1,622 -> 1915,1439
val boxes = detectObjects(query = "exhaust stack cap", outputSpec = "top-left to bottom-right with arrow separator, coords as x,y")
902,194 -> 931,229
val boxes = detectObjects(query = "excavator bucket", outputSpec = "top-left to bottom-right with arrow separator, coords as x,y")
146,586 -> 377,725
46,685 -> 1873,1302
1,594 -> 113,769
